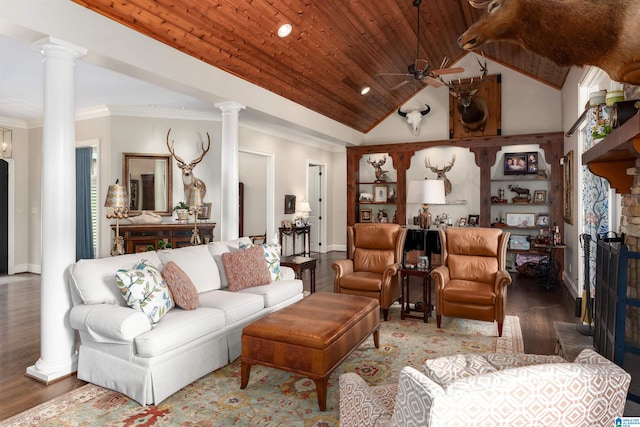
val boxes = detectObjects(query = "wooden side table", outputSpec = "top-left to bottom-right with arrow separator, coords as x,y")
400,267 -> 432,322
534,243 -> 566,289
279,226 -> 311,256
280,255 -> 317,293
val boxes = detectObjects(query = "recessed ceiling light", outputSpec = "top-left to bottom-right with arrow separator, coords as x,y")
360,86 -> 371,95
278,23 -> 292,38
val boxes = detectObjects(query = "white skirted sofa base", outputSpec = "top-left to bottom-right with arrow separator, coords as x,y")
339,349 -> 631,426
69,237 -> 303,405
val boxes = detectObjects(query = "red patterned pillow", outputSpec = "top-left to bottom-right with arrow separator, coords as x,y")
161,261 -> 199,310
222,245 -> 272,291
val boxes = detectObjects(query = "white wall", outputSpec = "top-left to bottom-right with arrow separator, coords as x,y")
239,151 -> 267,237
365,53 -> 563,144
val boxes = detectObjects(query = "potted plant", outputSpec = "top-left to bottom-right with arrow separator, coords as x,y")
173,201 -> 190,220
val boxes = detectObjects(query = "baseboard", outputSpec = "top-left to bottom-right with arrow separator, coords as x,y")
325,244 -> 346,252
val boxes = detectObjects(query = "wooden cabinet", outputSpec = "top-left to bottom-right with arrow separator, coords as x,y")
112,222 -> 216,254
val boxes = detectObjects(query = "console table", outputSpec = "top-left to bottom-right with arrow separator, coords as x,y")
111,222 -> 216,254
278,225 -> 311,256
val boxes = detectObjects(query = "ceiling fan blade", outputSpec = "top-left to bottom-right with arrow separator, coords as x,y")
376,72 -> 412,77
390,79 -> 413,90
432,67 -> 465,76
425,76 -> 444,87
414,58 -> 428,72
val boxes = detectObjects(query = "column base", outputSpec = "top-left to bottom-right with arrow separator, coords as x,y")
26,353 -> 78,384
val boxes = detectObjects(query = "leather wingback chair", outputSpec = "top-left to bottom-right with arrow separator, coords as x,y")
333,223 -> 407,321
431,227 -> 511,336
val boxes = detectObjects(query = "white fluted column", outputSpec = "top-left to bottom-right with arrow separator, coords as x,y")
27,37 -> 86,383
215,101 -> 245,241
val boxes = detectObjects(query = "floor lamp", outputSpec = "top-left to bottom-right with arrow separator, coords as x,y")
105,179 -> 128,256
406,179 -> 446,229
188,185 -> 203,245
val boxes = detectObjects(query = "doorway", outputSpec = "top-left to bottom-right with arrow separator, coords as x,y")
308,163 -> 326,253
0,159 -> 8,274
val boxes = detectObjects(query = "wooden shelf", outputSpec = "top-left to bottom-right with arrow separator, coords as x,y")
582,111 -> 640,194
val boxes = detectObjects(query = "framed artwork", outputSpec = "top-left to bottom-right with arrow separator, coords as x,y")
373,185 -> 388,203
506,213 -> 535,227
563,150 -> 574,224
284,195 -> 296,214
295,217 -> 304,227
504,152 -> 538,175
533,190 -> 547,204
198,202 -> 212,220
458,217 -> 467,226
360,208 -> 372,223
129,179 -> 139,211
282,219 -> 292,229
468,214 -> 479,226
536,214 -> 550,227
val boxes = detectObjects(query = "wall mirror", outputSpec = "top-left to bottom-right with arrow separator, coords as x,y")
122,153 -> 173,216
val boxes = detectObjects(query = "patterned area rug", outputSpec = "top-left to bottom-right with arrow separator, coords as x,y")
3,310 -> 522,426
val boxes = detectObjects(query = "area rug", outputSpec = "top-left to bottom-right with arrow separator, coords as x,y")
3,310 -> 522,427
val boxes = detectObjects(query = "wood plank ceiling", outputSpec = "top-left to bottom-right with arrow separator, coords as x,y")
71,0 -> 570,133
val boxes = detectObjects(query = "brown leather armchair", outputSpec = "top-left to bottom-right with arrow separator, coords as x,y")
431,227 -> 512,336
332,223 -> 407,321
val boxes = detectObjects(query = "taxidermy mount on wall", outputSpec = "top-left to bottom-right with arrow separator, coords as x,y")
459,0 -> 640,85
166,128 -> 210,202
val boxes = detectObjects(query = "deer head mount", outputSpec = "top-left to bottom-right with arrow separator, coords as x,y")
440,59 -> 489,133
367,156 -> 389,183
166,128 -> 211,203
425,155 -> 456,195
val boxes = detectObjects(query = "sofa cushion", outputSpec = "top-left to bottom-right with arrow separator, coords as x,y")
162,261 -> 199,310
423,353 -> 497,387
222,246 -> 272,291
134,307 -> 226,357
239,279 -> 303,308
240,242 -> 282,281
198,290 -> 265,324
157,245 -> 221,292
70,252 -> 163,305
207,242 -> 232,289
115,259 -> 174,327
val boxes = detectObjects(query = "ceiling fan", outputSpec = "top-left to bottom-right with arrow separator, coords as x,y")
377,0 -> 464,90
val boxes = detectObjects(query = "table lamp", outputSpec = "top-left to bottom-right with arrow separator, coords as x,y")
105,179 -> 128,256
298,201 -> 311,225
406,179 -> 446,229
187,184 -> 203,245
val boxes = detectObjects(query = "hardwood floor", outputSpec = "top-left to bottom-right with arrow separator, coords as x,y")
0,252 -> 578,421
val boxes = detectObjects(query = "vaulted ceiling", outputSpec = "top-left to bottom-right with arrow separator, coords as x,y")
71,0 -> 570,134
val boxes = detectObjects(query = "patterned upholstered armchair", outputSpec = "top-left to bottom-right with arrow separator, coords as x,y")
431,227 -> 511,336
333,223 -> 407,321
339,349 -> 631,426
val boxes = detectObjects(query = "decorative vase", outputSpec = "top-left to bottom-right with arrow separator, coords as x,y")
176,209 -> 189,220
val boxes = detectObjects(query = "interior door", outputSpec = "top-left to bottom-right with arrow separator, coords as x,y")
308,164 -> 323,252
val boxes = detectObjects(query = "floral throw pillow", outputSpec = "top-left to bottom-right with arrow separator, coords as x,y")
161,261 -> 199,310
222,245 -> 272,291
116,259 -> 174,327
239,242 -> 281,281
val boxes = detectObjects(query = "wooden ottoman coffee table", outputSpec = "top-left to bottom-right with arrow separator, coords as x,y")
240,292 -> 380,411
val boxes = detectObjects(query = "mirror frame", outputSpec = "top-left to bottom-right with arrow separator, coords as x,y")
122,153 -> 173,216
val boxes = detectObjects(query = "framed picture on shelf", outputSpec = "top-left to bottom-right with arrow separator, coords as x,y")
506,213 -> 535,227
536,214 -> 550,226
360,208 -> 372,223
504,152 -> 538,175
295,218 -> 304,227
458,217 -> 467,226
373,185 -> 388,203
282,219 -> 292,229
468,214 -> 479,226
198,202 -> 212,220
533,190 -> 547,204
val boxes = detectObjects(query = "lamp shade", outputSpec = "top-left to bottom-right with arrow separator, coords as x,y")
298,201 -> 311,213
187,185 -> 203,207
105,180 -> 127,208
406,179 -> 446,205
1,127 -> 12,159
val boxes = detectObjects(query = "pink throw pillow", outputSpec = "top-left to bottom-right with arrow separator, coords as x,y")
222,245 -> 272,291
162,261 -> 199,310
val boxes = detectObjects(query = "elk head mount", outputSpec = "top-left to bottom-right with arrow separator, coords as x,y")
459,0 -> 640,85
166,128 -> 211,203
440,59 -> 489,133
397,104 -> 431,135
425,155 -> 456,195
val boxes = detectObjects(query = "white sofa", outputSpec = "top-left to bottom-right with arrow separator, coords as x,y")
339,349 -> 631,426
68,237 -> 304,405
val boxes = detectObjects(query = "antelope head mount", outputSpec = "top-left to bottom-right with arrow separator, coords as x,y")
166,128 -> 211,203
